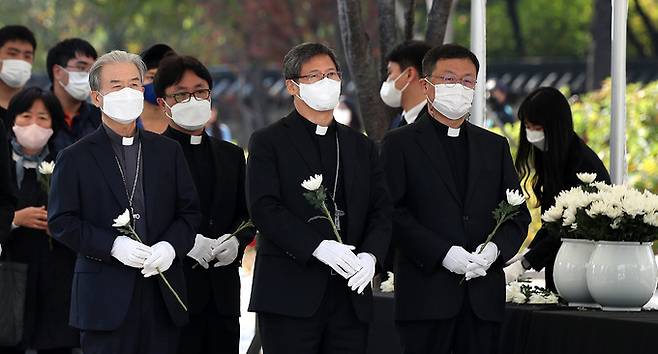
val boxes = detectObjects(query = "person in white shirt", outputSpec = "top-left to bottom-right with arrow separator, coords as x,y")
379,40 -> 432,128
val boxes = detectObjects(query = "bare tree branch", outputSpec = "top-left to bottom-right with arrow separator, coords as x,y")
403,0 -> 416,41
634,0 -> 658,56
425,0 -> 452,45
337,0 -> 391,141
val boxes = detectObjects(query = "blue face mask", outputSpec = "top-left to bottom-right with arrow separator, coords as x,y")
143,83 -> 158,105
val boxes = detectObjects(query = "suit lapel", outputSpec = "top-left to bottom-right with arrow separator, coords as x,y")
141,131 -> 158,235
88,127 -> 130,209
208,137 -> 225,222
464,122 -> 483,208
284,113 -> 322,175
414,115 -> 463,207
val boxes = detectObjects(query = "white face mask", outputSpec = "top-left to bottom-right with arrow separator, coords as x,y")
99,87 -> 144,124
13,124 -> 54,151
165,98 -> 212,131
525,128 -> 546,151
294,78 -> 341,112
0,59 -> 32,88
425,80 -> 474,120
333,106 -> 352,126
379,69 -> 410,108
60,69 -> 91,101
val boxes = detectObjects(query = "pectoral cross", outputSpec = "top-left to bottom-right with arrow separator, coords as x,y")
334,203 -> 346,231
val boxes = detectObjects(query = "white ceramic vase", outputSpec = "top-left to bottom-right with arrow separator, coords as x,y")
553,239 -> 597,307
586,241 -> 658,311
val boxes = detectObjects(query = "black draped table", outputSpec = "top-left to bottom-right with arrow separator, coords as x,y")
367,292 -> 658,354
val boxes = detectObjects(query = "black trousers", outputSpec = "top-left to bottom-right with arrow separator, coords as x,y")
396,295 -> 500,354
0,348 -> 73,354
177,301 -> 240,354
258,275 -> 368,354
79,277 -> 180,354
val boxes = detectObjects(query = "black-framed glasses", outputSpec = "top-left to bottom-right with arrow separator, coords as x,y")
166,89 -> 211,103
294,70 -> 342,84
426,74 -> 477,89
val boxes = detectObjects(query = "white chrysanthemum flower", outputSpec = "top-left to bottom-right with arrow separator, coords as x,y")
38,161 -> 55,175
380,272 -> 395,292
528,294 -> 549,304
542,205 -> 564,223
562,207 -> 577,226
643,212 -> 658,227
112,209 -> 131,228
506,189 -> 526,206
301,174 -> 323,191
576,172 -> 597,184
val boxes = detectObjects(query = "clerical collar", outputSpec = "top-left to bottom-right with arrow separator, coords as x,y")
103,123 -> 139,146
297,112 -> 336,136
429,116 -> 465,138
165,126 -> 205,146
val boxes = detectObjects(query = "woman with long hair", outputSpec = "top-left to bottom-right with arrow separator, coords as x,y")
0,87 -> 79,354
504,87 -> 610,292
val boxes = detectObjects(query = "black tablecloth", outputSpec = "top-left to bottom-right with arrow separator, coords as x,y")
368,292 -> 658,354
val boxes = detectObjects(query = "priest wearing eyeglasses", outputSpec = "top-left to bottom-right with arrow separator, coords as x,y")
246,42 -> 392,354
381,44 -> 530,354
156,55 -> 255,354
48,50 -> 200,354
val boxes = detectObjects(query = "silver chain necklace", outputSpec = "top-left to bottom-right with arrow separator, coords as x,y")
332,133 -> 345,231
114,142 -> 142,226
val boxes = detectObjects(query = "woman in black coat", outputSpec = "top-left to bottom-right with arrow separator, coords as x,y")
0,87 -> 78,354
504,87 -> 610,292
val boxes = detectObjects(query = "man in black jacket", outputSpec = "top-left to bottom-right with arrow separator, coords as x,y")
246,42 -> 392,354
48,50 -> 200,354
155,54 -> 254,354
381,44 -> 531,354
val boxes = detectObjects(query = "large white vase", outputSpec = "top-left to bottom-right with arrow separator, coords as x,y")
586,241 -> 658,311
553,239 -> 597,307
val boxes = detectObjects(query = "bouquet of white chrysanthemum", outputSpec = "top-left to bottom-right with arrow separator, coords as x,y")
541,173 -> 658,242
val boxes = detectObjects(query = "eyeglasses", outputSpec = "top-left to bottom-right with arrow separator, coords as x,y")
294,70 -> 342,84
426,74 -> 477,89
166,89 -> 211,103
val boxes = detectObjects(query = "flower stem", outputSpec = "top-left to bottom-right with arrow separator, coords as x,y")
321,202 -> 343,243
158,269 -> 188,311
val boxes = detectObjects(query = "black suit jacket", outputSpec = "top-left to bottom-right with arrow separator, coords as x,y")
163,129 -> 255,316
48,126 -> 201,331
381,114 -> 530,322
524,133 -> 611,291
246,110 -> 392,322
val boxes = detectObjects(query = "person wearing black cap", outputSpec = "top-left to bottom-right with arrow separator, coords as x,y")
140,43 -> 175,133
0,87 -> 79,353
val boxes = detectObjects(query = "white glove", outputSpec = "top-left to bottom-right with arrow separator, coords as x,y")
111,236 -> 152,268
442,246 -> 487,275
474,242 -> 499,269
312,240 -> 362,279
348,253 -> 376,294
187,234 -> 218,269
464,243 -> 500,281
465,262 -> 488,281
504,260 -> 527,284
142,241 -> 176,277
211,234 -> 240,267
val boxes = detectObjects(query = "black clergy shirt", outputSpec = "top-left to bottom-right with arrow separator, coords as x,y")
430,118 -> 469,202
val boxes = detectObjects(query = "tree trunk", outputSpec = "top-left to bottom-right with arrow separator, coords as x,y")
628,24 -> 648,58
505,0 -> 525,56
587,0 -> 611,91
403,0 -> 416,41
425,0 -> 452,45
337,0 -> 391,142
378,0 -> 400,78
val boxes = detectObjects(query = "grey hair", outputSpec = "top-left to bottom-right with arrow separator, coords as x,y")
282,42 -> 340,80
89,50 -> 147,91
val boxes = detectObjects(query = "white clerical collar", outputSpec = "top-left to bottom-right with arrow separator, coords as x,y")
447,127 -> 461,137
315,125 -> 329,136
122,136 -> 134,146
190,135 -> 203,145
402,101 -> 426,125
